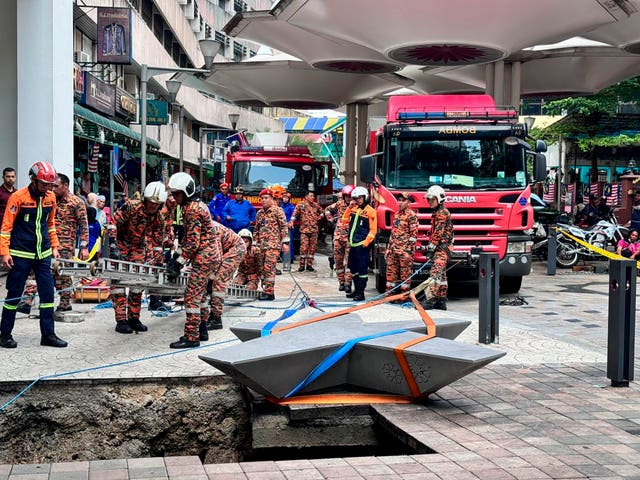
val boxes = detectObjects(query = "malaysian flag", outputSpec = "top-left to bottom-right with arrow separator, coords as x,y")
589,183 -> 600,198
604,182 -> 620,206
542,182 -> 555,203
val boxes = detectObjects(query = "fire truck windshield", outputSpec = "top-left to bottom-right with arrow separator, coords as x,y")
232,160 -> 314,196
382,137 -> 527,190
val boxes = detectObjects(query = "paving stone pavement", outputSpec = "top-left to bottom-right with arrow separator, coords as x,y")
2,256 -> 640,479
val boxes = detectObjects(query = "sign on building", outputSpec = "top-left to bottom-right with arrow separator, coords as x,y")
97,7 -> 132,64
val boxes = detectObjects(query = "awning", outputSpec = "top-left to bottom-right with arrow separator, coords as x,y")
279,116 -> 346,133
74,103 -> 161,149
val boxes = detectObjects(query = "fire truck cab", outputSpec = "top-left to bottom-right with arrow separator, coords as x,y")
360,94 -> 547,294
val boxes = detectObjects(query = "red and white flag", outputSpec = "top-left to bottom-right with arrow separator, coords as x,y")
88,143 -> 100,173
542,183 -> 555,203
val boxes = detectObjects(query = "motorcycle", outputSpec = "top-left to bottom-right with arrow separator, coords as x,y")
545,213 -> 628,268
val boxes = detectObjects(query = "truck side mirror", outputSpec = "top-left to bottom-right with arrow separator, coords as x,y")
360,154 -> 376,184
533,153 -> 547,182
536,139 -> 547,153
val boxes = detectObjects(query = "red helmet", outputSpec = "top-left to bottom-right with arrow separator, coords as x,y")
29,161 -> 58,184
220,182 -> 229,189
259,188 -> 274,197
341,184 -> 355,196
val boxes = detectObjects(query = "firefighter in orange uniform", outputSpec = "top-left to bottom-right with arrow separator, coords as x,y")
0,162 -> 67,348
385,192 -> 418,299
108,181 -> 167,334
422,185 -> 453,310
166,172 -> 222,348
325,185 -> 354,292
253,188 -> 290,300
234,229 -> 260,290
290,191 -> 323,272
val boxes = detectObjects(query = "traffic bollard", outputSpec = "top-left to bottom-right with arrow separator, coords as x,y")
607,259 -> 636,387
547,225 -> 556,276
478,252 -> 499,344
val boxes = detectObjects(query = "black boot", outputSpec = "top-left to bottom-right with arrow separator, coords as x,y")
128,318 -> 148,332
148,295 -> 164,311
0,334 -> 17,348
199,322 -> 209,342
40,334 -> 68,348
344,283 -> 352,294
16,302 -> 31,315
258,292 -> 275,301
206,313 -> 223,330
115,321 -> 133,334
422,298 -> 447,310
169,336 -> 200,349
351,278 -> 365,301
338,283 -> 345,291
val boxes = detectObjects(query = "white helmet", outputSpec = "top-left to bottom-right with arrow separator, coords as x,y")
143,181 -> 167,204
425,185 -> 446,204
238,228 -> 253,242
168,172 -> 196,198
351,186 -> 368,200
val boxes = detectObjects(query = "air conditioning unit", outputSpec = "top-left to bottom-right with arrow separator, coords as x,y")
117,76 -> 125,89
74,51 -> 90,63
214,140 -> 229,148
146,93 -> 155,100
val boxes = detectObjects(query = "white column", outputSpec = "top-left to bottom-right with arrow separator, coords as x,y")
493,60 -> 505,106
0,1 -> 17,173
356,103 -> 369,185
510,61 -> 522,111
344,103 -> 357,186
17,0 -> 73,184
484,63 -> 494,97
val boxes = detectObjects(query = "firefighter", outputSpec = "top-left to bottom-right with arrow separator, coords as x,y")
423,185 -> 453,310
325,185 -> 354,292
234,229 -> 260,290
385,192 -> 418,300
147,193 -> 178,312
52,173 -> 90,320
166,172 -> 222,348
290,191 -> 324,272
204,221 -> 246,330
342,186 -> 377,302
108,181 -> 167,334
253,188 -> 290,301
0,161 -> 67,348
279,192 -> 295,270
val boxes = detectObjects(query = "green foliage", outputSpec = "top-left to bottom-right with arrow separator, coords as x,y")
289,134 -> 323,158
537,77 -> 640,152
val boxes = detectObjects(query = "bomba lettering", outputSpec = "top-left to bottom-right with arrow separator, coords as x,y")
446,196 -> 476,203
438,126 -> 477,134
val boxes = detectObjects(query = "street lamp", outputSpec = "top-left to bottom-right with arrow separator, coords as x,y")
165,79 -> 185,170
228,113 -> 240,131
139,39 -> 221,190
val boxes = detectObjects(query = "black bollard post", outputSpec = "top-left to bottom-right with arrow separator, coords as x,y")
478,253 -> 499,344
607,259 -> 636,387
547,225 -> 557,276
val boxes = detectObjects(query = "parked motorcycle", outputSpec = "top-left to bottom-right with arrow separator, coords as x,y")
532,213 -> 629,268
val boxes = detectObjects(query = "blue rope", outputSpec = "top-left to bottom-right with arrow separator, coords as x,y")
284,328 -> 407,398
0,337 -> 239,413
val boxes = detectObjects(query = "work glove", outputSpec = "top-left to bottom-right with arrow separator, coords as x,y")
166,258 -> 183,280
108,241 -> 122,261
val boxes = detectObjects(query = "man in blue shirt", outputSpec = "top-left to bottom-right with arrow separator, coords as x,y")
223,186 -> 256,232
208,182 -> 231,225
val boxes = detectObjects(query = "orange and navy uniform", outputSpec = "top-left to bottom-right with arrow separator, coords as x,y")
0,186 -> 59,259
342,203 -> 377,248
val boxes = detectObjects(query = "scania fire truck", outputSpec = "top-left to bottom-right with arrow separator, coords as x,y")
360,94 -> 547,294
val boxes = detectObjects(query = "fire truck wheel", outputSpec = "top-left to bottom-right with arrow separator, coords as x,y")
90,261 -> 99,277
499,275 -> 523,295
375,254 -> 387,294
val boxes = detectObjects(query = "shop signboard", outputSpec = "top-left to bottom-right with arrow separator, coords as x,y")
145,99 -> 169,125
82,72 -> 115,117
115,87 -> 137,120
96,7 -> 132,64
73,64 -> 85,99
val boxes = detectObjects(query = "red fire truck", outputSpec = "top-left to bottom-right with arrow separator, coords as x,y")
360,94 -> 547,294
223,145 -> 334,208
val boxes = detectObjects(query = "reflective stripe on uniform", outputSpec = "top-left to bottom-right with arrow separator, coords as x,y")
212,291 -> 225,299
110,288 -> 126,294
9,249 -> 36,259
39,303 -> 55,309
3,303 -> 17,310
186,308 -> 200,314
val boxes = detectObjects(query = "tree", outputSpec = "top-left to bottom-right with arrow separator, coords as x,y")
533,77 -> 640,182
